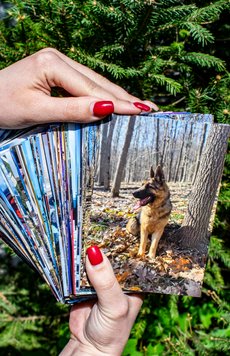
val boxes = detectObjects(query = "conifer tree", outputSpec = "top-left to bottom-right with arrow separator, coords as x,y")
0,0 -> 229,118
0,1 -> 229,354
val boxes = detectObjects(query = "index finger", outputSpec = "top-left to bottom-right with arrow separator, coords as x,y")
37,48 -> 158,110
38,48 -> 137,100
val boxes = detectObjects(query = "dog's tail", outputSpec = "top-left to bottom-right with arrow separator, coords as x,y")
126,216 -> 140,236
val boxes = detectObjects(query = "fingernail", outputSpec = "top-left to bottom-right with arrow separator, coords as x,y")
93,101 -> 114,117
133,102 -> 151,111
86,246 -> 103,266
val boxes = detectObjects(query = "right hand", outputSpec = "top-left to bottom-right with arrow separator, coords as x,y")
60,246 -> 143,356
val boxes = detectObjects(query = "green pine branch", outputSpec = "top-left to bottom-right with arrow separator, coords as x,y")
180,21 -> 215,46
186,0 -> 229,23
71,48 -> 140,79
181,52 -> 226,71
150,74 -> 182,95
150,4 -> 196,25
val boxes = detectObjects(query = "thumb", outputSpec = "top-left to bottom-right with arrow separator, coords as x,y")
33,96 -> 114,124
85,246 -> 125,313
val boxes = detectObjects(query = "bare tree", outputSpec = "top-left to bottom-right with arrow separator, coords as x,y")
160,120 -> 169,166
192,123 -> 208,184
111,116 -> 136,197
103,118 -> 116,190
110,118 -> 124,177
97,122 -> 109,186
180,122 -> 193,182
162,119 -> 173,177
168,120 -> 178,182
129,120 -> 142,182
155,118 -> 160,167
174,124 -> 230,252
174,122 -> 188,182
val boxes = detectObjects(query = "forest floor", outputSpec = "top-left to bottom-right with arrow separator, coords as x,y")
81,182 -> 208,297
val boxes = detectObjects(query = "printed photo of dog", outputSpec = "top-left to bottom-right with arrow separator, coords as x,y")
126,166 -> 172,259
82,114 -> 220,297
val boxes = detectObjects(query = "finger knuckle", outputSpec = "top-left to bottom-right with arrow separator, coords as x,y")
33,50 -> 58,70
63,100 -> 86,122
39,47 -> 59,55
85,78 -> 99,94
64,100 -> 76,120
114,300 -> 129,319
99,75 -> 110,87
105,300 -> 129,321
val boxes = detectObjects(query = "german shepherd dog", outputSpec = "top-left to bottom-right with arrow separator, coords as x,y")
126,166 -> 172,259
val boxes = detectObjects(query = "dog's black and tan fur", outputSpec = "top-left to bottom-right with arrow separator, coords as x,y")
126,166 -> 172,259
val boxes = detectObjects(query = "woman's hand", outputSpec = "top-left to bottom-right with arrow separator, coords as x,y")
60,246 -> 143,356
0,48 -> 158,129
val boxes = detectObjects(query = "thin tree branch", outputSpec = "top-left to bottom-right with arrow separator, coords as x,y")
171,96 -> 186,106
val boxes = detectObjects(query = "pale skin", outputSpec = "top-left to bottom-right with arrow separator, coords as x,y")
0,48 -> 159,355
0,47 -> 158,128
60,252 -> 143,356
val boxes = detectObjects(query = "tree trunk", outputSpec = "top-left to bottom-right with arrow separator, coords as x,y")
110,118 -> 123,177
155,118 -> 160,167
97,122 -> 108,186
111,116 -> 136,197
162,119 -> 173,176
192,123 -> 208,184
132,122 -> 141,182
103,118 -> 116,190
174,122 -> 188,182
174,124 -> 230,252
181,122 -> 193,182
160,120 -> 169,166
168,120 -> 178,182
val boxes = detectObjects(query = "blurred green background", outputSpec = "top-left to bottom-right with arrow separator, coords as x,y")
0,1 -> 229,355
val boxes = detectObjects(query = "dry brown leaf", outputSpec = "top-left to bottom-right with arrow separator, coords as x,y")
128,286 -> 142,292
116,271 -> 131,283
129,247 -> 139,258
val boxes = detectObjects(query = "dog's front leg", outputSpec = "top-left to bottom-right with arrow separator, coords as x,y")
137,226 -> 148,257
148,229 -> 164,259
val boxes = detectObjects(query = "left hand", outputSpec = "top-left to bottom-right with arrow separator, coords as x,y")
0,48 -> 158,129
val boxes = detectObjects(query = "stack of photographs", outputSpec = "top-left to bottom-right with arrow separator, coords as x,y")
0,113 -> 229,303
0,123 -> 83,304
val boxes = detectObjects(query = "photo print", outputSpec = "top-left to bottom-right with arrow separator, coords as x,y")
81,113 -> 230,297
0,123 -> 84,304
0,114 -> 229,303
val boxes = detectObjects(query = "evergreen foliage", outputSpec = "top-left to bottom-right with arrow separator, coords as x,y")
0,0 -> 229,354
0,0 -> 229,117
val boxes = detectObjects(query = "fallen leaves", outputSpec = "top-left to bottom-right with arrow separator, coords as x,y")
168,257 -> 193,272
81,184 -> 206,297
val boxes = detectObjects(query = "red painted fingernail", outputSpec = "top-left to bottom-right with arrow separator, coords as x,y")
93,101 -> 114,117
86,246 -> 103,266
133,102 -> 151,111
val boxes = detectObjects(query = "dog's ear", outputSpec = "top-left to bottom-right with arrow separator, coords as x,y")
155,166 -> 165,182
150,166 -> 155,178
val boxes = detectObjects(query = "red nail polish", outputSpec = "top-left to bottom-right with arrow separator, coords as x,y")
134,102 -> 151,111
93,101 -> 114,117
86,246 -> 103,266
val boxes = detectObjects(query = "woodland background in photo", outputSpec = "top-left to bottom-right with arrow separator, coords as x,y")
82,114 -> 228,298
0,1 -> 229,355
